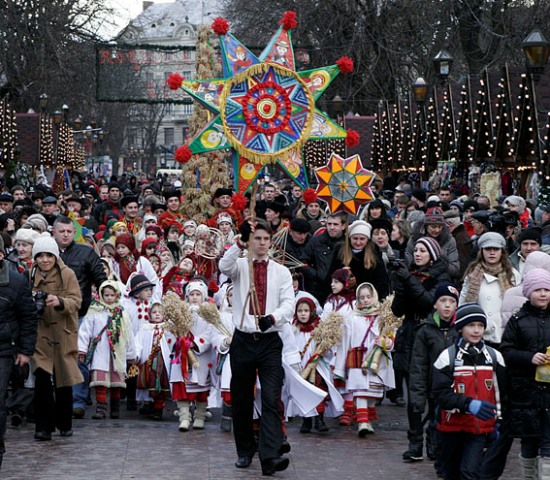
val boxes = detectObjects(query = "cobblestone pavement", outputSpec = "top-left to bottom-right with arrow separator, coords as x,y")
3,400 -> 520,479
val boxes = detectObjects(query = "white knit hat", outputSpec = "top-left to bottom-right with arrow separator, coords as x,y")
185,278 -> 208,300
15,228 -> 40,245
32,232 -> 60,259
348,220 -> 372,239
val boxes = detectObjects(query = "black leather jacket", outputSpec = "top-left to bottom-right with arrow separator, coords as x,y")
0,263 -> 37,358
59,241 -> 107,317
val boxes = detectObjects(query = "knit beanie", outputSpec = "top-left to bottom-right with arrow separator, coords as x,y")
145,224 -> 164,238
433,282 -> 460,304
32,232 -> 60,259
370,218 -> 392,236
523,251 -> 550,278
332,267 -> 357,292
290,218 -> 311,234
186,278 -> 208,300
522,268 -> 550,298
25,214 -> 49,233
348,220 -> 372,239
424,207 -> 445,225
15,227 -> 40,245
411,189 -> 426,203
454,303 -> 487,331
518,227 -> 542,246
415,237 -> 442,262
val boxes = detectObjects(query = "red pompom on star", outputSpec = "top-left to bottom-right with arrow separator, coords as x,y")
175,145 -> 192,163
232,192 -> 248,210
166,73 -> 184,90
336,56 -> 354,74
345,129 -> 360,147
280,10 -> 298,30
303,188 -> 318,205
212,17 -> 230,36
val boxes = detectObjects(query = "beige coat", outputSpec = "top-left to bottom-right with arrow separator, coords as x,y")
32,258 -> 83,387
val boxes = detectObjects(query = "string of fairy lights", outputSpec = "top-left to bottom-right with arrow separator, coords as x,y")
365,69 -> 548,178
0,99 -> 18,169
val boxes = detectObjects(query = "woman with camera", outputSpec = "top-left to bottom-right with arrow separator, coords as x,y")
390,236 -> 452,462
30,233 -> 82,441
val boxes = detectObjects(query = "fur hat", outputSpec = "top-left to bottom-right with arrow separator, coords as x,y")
415,237 -> 442,262
348,220 -> 372,239
433,282 -> 460,304
370,218 -> 392,236
290,218 -> 311,234
14,228 -> 40,245
32,232 -> 59,259
454,303 -> 487,331
522,268 -> 550,299
504,195 -> 526,214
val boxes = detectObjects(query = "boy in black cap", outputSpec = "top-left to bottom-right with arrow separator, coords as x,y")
431,303 -> 506,480
406,282 -> 460,467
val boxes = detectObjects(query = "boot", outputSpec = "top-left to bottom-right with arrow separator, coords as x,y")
314,414 -> 329,433
519,455 -> 537,480
339,401 -> 354,426
220,402 -> 232,433
176,401 -> 191,432
300,417 -> 312,433
92,402 -> 107,420
538,456 -> 550,480
110,397 -> 120,419
193,402 -> 207,430
403,443 -> 423,462
138,402 -> 155,417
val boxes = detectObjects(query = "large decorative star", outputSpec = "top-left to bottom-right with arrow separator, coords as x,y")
168,11 -> 358,191
315,153 -> 375,214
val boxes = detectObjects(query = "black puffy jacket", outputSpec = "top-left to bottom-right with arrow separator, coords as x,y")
391,259 -> 451,372
0,263 -> 37,358
409,312 -> 459,413
59,241 -> 107,317
500,301 -> 550,437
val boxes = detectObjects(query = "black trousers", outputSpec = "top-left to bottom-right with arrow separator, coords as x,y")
230,330 -> 284,461
34,368 -> 73,433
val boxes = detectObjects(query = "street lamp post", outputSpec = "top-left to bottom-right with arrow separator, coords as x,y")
412,77 -> 429,174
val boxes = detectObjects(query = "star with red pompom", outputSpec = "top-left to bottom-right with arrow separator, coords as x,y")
336,56 -> 354,74
175,145 -> 192,164
167,73 -> 184,90
345,129 -> 360,147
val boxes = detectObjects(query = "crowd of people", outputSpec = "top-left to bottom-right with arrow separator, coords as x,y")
1,172 -> 550,479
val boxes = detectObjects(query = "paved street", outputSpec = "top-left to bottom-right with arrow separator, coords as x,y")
3,400 -> 521,479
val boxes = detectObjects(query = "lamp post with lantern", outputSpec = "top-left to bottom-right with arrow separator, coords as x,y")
411,77 -> 429,174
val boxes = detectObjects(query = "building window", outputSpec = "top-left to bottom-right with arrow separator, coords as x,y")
164,128 -> 174,146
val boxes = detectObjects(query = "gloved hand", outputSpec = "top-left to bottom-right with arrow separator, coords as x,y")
239,221 -> 253,243
468,399 -> 496,420
258,315 -> 274,332
395,262 -> 410,281
290,363 -> 302,374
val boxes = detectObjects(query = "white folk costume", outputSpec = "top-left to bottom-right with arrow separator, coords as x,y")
291,297 -> 343,434
135,314 -> 175,417
170,279 -> 215,431
334,283 -> 395,436
78,280 -> 136,419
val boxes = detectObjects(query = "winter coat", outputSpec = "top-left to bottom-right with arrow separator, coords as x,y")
405,221 -> 461,281
0,263 -> 37,358
59,241 -> 107,317
284,233 -> 311,264
391,258 -> 451,373
409,313 -> 458,413
302,231 -> 345,303
31,258 -> 83,387
459,268 -> 521,344
451,224 -> 473,280
500,302 -> 550,437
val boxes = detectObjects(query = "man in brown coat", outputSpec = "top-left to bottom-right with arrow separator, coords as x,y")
444,210 -> 472,282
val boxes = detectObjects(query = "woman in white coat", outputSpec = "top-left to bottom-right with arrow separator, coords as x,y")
459,232 -> 520,345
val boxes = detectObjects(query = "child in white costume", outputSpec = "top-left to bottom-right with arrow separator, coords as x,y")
208,284 -> 235,432
78,280 -> 136,420
292,297 -> 342,434
323,267 -> 357,425
135,302 -> 175,420
334,282 -> 395,436
170,278 -> 214,432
